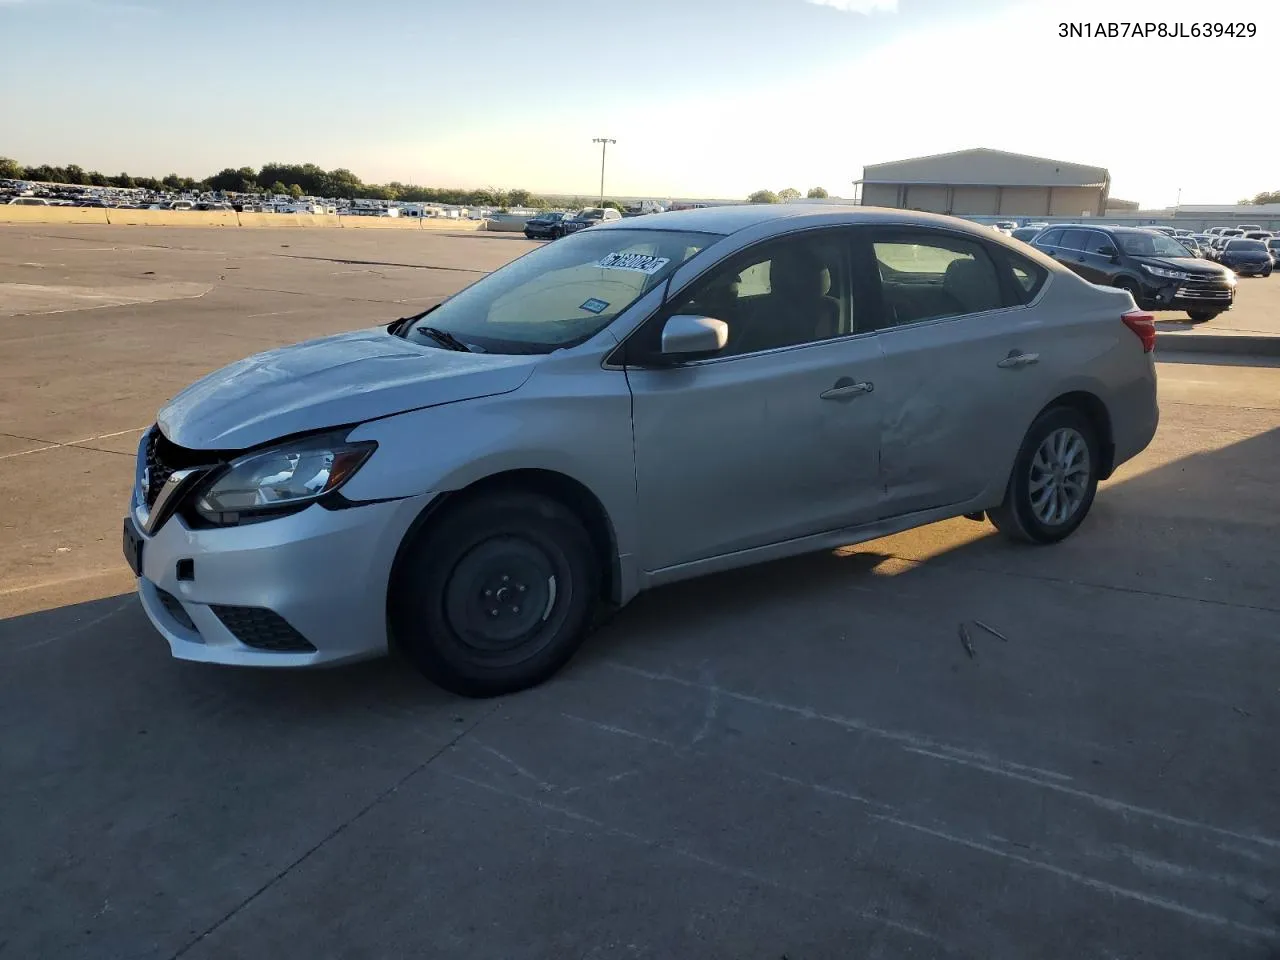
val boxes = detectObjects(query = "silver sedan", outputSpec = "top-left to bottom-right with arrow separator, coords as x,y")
124,206 -> 1159,696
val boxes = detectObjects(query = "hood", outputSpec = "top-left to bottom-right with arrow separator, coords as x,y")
1220,248 -> 1270,260
1135,256 -> 1226,276
158,327 -> 539,450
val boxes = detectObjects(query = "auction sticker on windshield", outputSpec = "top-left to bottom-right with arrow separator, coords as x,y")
579,297 -> 610,314
596,252 -> 671,274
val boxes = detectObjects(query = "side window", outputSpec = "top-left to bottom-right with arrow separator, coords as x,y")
1084,232 -> 1115,255
870,231 -> 1004,326
1035,228 -> 1064,248
997,249 -> 1049,305
657,232 -> 851,359
1058,228 -> 1088,252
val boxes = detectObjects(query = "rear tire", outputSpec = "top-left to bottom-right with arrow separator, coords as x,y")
990,407 -> 1100,545
390,492 -> 600,698
1187,310 -> 1218,322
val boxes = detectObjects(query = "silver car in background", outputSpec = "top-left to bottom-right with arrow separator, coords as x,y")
124,206 -> 1159,697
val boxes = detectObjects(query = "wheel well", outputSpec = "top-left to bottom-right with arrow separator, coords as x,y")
1041,391 -> 1115,479
389,469 -> 622,617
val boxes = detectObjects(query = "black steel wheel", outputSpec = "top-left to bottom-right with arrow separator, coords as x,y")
390,492 -> 599,698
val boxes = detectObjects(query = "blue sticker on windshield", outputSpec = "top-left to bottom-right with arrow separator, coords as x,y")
580,297 -> 609,314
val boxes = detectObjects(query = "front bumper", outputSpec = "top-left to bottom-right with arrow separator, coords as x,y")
1223,261 -> 1272,275
127,491 -> 434,667
1139,276 -> 1235,311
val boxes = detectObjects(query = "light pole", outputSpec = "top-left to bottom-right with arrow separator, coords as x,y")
592,137 -> 615,208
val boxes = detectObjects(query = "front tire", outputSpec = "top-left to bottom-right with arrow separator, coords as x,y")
989,407 -> 1100,545
390,492 -> 600,698
1187,310 -> 1218,322
1114,277 -> 1144,307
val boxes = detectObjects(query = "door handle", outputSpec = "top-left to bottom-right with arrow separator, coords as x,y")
997,352 -> 1040,369
821,378 -> 874,400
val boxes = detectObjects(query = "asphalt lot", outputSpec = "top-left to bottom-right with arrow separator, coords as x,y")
2,225 -> 1279,959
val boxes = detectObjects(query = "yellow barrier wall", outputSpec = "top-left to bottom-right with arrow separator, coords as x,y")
0,205 -> 111,225
235,213 -> 343,228
337,216 -> 423,229
106,209 -> 239,227
422,218 -> 482,231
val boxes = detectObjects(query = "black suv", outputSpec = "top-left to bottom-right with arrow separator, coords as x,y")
1032,225 -> 1235,322
523,211 -> 569,240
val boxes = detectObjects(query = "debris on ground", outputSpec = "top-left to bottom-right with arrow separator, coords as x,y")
973,619 -> 1009,642
958,623 -> 976,659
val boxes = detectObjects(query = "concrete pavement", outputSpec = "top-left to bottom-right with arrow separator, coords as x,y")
1,226 -> 1278,959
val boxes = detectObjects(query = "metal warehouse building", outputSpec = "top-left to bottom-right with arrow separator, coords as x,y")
853,148 -> 1110,218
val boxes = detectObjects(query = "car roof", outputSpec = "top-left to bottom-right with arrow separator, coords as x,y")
592,203 -> 1020,239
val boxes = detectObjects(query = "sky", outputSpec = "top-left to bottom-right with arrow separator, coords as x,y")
1,0 -> 1276,208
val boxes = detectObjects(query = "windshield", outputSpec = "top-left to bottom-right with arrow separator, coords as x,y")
577,209 -> 605,220
404,228 -> 719,354
1117,232 -> 1193,258
1226,239 -> 1267,252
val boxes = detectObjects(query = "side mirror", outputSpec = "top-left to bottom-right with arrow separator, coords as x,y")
660,314 -> 729,358
1098,245 -> 1118,259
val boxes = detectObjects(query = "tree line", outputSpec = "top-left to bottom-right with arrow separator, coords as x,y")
747,187 -> 830,203
0,157 -> 608,209
1,156 -> 840,208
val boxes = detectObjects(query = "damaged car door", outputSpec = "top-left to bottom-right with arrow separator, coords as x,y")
863,226 -> 1055,515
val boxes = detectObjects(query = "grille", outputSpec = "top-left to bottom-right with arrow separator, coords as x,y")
143,429 -> 228,508
143,431 -> 175,507
155,587 -> 197,632
1174,286 -> 1232,300
210,605 -> 316,652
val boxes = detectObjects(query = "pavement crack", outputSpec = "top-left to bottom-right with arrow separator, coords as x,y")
878,551 -> 1280,616
277,253 -> 486,274
167,702 -> 500,959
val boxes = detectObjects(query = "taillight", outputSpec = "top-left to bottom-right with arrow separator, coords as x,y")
1122,310 -> 1156,353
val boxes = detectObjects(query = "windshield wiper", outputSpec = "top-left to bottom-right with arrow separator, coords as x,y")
415,325 -> 472,352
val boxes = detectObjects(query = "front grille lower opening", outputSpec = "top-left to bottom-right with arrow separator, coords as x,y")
155,587 -> 197,632
210,605 -> 317,652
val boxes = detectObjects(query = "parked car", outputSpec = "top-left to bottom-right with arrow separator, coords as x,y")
1242,231 -> 1273,242
1010,227 -> 1042,243
560,207 -> 623,235
1235,224 -> 1263,232
6,196 -> 50,205
1032,224 -> 1235,321
991,220 -> 1018,236
523,210 -> 570,240
1268,237 -> 1280,263
1218,228 -> 1245,240
123,206 -> 1160,697
1176,237 -> 1205,258
1217,238 -> 1274,277
1148,225 -> 1177,236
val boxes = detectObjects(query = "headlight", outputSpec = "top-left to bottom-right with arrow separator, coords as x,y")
1140,264 -> 1190,280
194,433 -> 375,521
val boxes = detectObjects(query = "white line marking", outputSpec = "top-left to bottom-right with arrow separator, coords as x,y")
0,426 -> 148,459
449,773 -> 943,945
561,712 -> 676,748
875,815 -> 1280,941
611,664 -> 1280,851
10,598 -> 133,653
